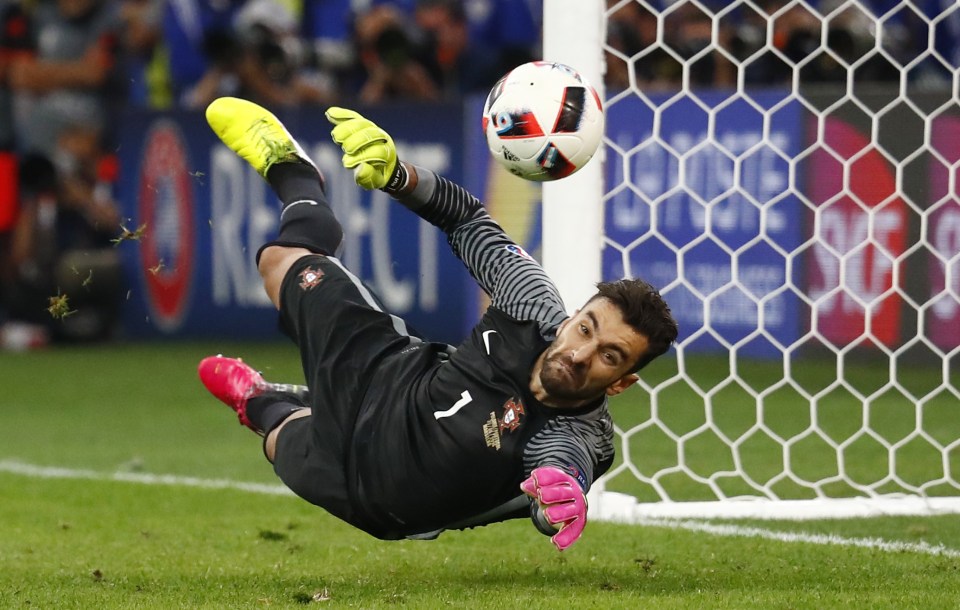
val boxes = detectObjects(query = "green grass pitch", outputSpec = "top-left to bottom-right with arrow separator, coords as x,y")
2,341 -> 959,608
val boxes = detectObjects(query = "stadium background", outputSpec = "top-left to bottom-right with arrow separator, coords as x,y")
3,1 -> 960,606
1,0 -> 957,354
0,0 -> 956,509
112,91 -> 959,355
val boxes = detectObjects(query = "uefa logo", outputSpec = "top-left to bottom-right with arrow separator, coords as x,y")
137,120 -> 195,332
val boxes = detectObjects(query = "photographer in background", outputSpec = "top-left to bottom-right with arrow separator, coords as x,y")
414,0 -> 500,99
0,127 -> 122,349
352,4 -> 439,103
5,0 -> 123,155
163,0 -> 331,109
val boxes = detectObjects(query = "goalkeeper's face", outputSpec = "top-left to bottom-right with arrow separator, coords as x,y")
538,298 -> 647,405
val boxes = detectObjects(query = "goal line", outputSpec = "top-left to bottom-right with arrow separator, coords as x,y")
591,489 -> 960,521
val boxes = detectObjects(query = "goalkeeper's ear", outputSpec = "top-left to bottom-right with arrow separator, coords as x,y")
606,373 -> 639,397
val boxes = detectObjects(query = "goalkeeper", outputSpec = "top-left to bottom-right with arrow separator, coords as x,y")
199,98 -> 678,551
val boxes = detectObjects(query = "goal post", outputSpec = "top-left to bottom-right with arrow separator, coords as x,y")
541,0 -> 605,312
543,0 -> 960,520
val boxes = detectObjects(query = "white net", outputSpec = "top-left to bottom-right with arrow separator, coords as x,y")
590,0 -> 960,517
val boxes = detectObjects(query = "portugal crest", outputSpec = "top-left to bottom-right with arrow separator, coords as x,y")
499,398 -> 525,433
298,266 -> 325,290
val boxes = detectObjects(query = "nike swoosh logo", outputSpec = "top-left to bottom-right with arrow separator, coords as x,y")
482,330 -> 498,355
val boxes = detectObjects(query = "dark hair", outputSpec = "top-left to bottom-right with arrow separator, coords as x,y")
591,278 -> 678,372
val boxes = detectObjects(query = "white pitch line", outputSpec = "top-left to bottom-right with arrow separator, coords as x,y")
4,459 -> 960,559
631,517 -> 960,559
0,459 -> 293,497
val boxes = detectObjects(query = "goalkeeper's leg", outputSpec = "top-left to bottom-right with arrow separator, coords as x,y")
205,97 -> 343,307
264,409 -> 310,461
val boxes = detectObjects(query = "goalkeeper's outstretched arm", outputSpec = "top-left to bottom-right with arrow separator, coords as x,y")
326,107 -> 567,330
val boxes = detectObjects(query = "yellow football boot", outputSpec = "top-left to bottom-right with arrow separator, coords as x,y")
205,97 -> 315,178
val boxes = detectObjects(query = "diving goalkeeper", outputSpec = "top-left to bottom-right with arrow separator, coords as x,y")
199,98 -> 678,551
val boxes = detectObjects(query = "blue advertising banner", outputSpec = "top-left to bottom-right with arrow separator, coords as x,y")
116,94 -> 804,354
466,91 -> 805,356
116,104 -> 477,345
603,92 -> 804,355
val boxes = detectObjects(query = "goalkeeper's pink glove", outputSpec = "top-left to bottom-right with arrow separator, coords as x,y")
521,466 -> 587,551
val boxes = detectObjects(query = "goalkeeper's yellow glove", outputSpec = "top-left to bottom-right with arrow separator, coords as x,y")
325,107 -> 401,191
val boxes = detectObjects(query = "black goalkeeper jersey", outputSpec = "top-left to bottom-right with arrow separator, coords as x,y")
347,168 -> 615,538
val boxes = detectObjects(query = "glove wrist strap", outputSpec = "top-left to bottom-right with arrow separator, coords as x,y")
382,162 -> 409,195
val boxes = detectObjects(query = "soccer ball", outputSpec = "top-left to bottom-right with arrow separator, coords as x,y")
482,61 -> 604,182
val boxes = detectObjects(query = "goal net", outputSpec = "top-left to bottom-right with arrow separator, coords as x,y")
543,0 -> 960,520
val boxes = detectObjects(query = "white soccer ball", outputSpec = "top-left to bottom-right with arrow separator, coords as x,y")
482,61 -> 604,182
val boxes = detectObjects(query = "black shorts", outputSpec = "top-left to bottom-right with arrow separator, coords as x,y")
271,254 -> 418,537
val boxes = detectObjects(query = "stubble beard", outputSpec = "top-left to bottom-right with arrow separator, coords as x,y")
539,349 -> 592,403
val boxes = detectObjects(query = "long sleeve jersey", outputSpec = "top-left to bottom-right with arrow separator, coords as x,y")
349,167 -> 615,539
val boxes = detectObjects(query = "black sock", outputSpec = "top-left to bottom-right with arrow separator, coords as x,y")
256,162 -> 344,263
246,391 -> 305,435
266,162 -> 326,208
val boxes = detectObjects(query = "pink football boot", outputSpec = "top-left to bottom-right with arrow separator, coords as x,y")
198,355 -> 266,431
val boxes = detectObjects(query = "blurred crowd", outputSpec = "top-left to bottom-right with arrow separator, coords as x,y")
0,0 -> 541,348
0,0 -> 957,349
607,0 -> 960,93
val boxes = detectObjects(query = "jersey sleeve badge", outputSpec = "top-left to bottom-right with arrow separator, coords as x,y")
298,266 -> 325,291
504,244 -> 533,259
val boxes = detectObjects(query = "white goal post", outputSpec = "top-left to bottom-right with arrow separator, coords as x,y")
543,0 -> 960,520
